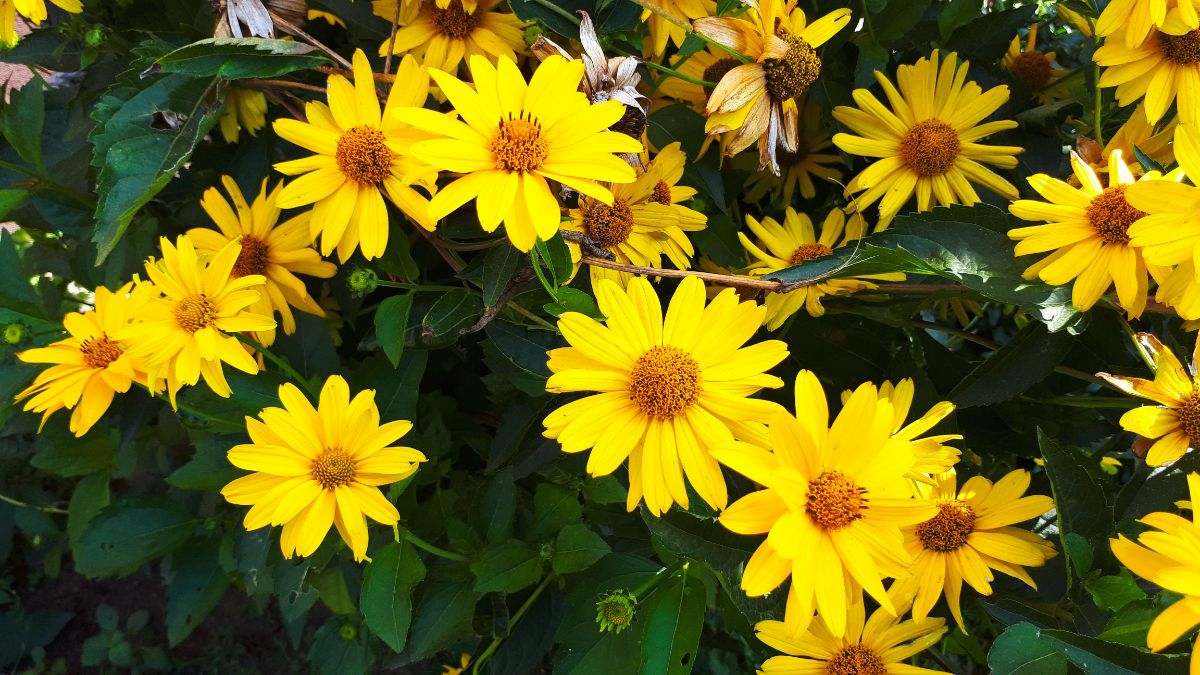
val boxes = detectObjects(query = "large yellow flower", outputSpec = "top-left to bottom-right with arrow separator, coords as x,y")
833,50 -> 1023,228
1077,103 -> 1176,176
187,176 -> 337,347
1096,0 -> 1199,48
222,375 -> 426,561
1096,10 -> 1200,125
373,0 -> 524,73
847,379 -> 961,479
1111,472 -> 1200,671
15,283 -> 156,436
121,236 -> 275,406
0,0 -> 81,45
756,589 -> 948,675
405,55 -> 641,252
543,276 -> 788,516
714,371 -> 938,638
694,1 -> 851,171
273,49 -> 437,262
1128,125 -> 1200,304
1099,333 -> 1200,467
740,207 -> 904,327
1008,150 -> 1182,317
742,97 -> 843,204
892,469 -> 1056,631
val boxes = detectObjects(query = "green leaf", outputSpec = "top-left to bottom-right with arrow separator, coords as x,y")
1,74 -> 44,170
639,575 -> 705,675
946,5 -> 1038,64
0,229 -> 44,318
167,434 -> 241,491
853,42 -> 889,88
532,483 -> 582,540
375,294 -> 413,367
1085,569 -> 1148,613
554,554 -> 661,675
476,468 -> 516,545
1039,430 -> 1115,577
646,104 -> 707,158
0,608 -> 73,669
422,289 -> 483,336
31,432 -> 116,476
361,540 -> 427,653
536,233 -> 574,287
552,524 -> 611,575
485,321 -> 558,379
938,0 -> 982,41
67,472 -> 110,547
310,567 -> 356,614
154,38 -> 329,78
472,539 -> 543,593
948,322 -> 1075,408
0,189 -> 28,220
482,243 -> 522,307
545,287 -> 603,320
409,579 -> 481,659
988,622 -> 1068,675
309,619 -> 372,675
74,498 -> 196,578
1039,629 -> 1190,674
872,0 -> 933,43
165,536 -> 231,646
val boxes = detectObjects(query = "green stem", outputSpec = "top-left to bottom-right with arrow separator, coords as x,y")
859,0 -> 877,41
529,0 -> 580,25
0,491 -> 68,515
509,303 -> 557,331
633,561 -> 687,599
472,575 -> 554,675
641,60 -> 717,88
1091,18 -> 1104,145
376,280 -> 464,292
235,335 -> 319,398
397,526 -> 468,562
134,381 -> 245,429
1113,312 -> 1156,371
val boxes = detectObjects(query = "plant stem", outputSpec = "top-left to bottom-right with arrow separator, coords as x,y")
529,0 -> 581,25
641,59 -> 717,87
376,280 -> 465,292
397,526 -> 468,561
235,335 -> 319,398
472,575 -> 554,674
383,0 -> 403,75
509,303 -> 557,330
859,0 -> 877,41
633,561 -> 686,598
269,10 -> 353,70
1113,312 -> 1156,371
0,492 -> 68,515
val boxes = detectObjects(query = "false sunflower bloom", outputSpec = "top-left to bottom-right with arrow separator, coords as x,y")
756,589 -> 948,675
847,379 -> 961,478
893,469 -> 1056,631
0,0 -> 81,45
373,0 -> 524,74
1009,150 -> 1182,318
186,176 -> 337,347
543,276 -> 789,516
693,0 -> 851,171
1076,104 -> 1176,176
1111,472 -> 1200,670
740,208 -> 904,328
833,50 -> 1022,228
15,283 -> 156,436
219,88 -> 268,143
1099,333 -> 1200,467
742,97 -> 843,204
273,49 -> 438,262
405,55 -> 642,252
713,371 -> 938,638
1096,0 -> 1199,49
1127,125 -> 1200,288
222,376 -> 426,561
1002,24 -> 1070,102
642,0 -> 715,57
122,236 -> 275,406
1096,9 -> 1200,124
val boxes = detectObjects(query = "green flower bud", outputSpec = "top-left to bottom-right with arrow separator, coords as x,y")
595,590 -> 637,634
2,321 -> 29,346
347,268 -> 378,296
84,26 -> 107,48
523,24 -> 545,49
339,624 -> 358,641
538,542 -> 554,560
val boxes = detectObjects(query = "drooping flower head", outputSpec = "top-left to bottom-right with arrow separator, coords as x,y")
222,375 -> 426,561
219,88 -> 268,143
373,0 -> 525,74
742,97 -> 844,204
543,276 -> 789,516
1096,8 -> 1200,125
1002,24 -> 1069,102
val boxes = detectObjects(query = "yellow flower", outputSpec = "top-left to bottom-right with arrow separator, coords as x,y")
121,235 -> 275,406
1099,333 -> 1200,466
714,371 -> 938,637
694,1 -> 851,171
0,0 -> 81,45
1078,103 -> 1177,175
1056,3 -> 1094,37
543,276 -> 788,516
1111,472 -> 1200,668
656,46 -> 736,112
756,588 -> 948,675
15,283 -> 156,436
441,653 -> 471,675
892,469 -> 1056,631
642,0 -> 716,57
741,97 -> 843,204
924,298 -> 984,328
219,88 -> 268,143
740,207 -> 904,327
186,176 -> 337,347
1096,0 -> 1199,48
374,0 -> 524,73
1002,24 -> 1070,102
1096,9 -> 1200,125
833,50 -> 1023,229
307,9 -> 345,27
405,55 -> 642,252
845,379 -> 962,479
222,375 -> 426,561
273,49 -> 438,262
1009,150 -> 1182,317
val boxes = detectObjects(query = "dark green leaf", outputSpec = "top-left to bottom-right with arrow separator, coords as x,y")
74,498 -> 195,578
872,0 -> 933,43
422,289 -> 483,336
537,233 -> 574,287
1039,629 -> 1190,674
309,619 -> 372,675
154,38 -> 329,78
646,104 -> 707,159
409,579 -> 481,659
31,432 -> 116,476
552,524 -> 611,575
472,540 -> 543,593
946,5 -> 1038,63
987,622 -> 1068,675
477,468 -> 516,545
167,434 -> 241,491
639,575 -> 705,675
854,42 -> 889,88
375,294 -> 413,367
166,536 -> 231,646
1040,430 -> 1115,576
949,322 -> 1075,407
938,0 -> 982,41
0,608 -> 73,669
0,229 -> 44,318
485,320 -> 559,379
1,75 -> 44,169
0,189 -> 28,220
1085,569 -> 1148,613
67,472 -> 110,547
545,287 -> 603,320
361,540 -> 427,653
482,243 -> 522,307
532,483 -> 582,540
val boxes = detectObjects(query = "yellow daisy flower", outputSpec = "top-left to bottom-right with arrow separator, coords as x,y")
1096,0 -> 1199,48
0,0 -> 81,45
844,379 -> 962,479
740,207 -> 904,328
15,283 -> 156,436
186,176 -> 337,347
543,276 -> 789,516
219,87 -> 268,144
892,469 -> 1056,631
742,97 -> 843,204
307,9 -> 345,27
404,54 -> 642,252
1128,123 -> 1200,268
1099,333 -> 1200,467
273,49 -> 438,262
1003,24 -> 1070,102
713,371 -> 938,637
756,588 -> 948,675
1111,472 -> 1200,670
1008,149 -> 1182,317
1056,3 -> 1094,37
1076,104 -> 1177,177
694,0 -> 851,171
642,0 -> 715,58
833,50 -> 1023,229
122,235 -> 276,406
1096,9 -> 1200,125
222,375 -> 426,561
373,0 -> 524,74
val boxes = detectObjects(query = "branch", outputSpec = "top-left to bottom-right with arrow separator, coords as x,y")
269,10 -> 353,70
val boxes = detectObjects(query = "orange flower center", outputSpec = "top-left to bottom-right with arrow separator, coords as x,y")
789,243 -> 833,265
762,32 -> 821,101
825,644 -> 887,675
650,180 -> 673,205
1008,51 -> 1053,90
1086,186 -> 1145,245
312,448 -> 356,489
232,235 -> 270,277
173,294 -> 218,333
1178,392 -> 1200,444
336,125 -> 395,184
916,499 -> 976,552
583,198 -> 635,249
430,0 -> 479,39
900,119 -> 961,177
80,335 -> 123,369
703,57 -> 741,90
1159,29 -> 1200,65
491,113 -> 549,173
628,346 -> 702,420
805,470 -> 866,530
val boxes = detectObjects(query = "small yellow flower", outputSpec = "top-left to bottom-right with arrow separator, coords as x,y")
1095,9 -> 1200,124
0,0 -> 81,45
441,653 -> 472,675
374,0 -> 524,74
222,375 -> 426,561
219,88 -> 268,143
1002,24 -> 1070,102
